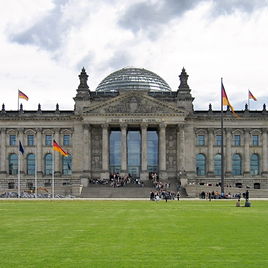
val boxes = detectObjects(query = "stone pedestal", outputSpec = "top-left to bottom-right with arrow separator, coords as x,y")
81,177 -> 89,187
101,172 -> 109,180
159,171 -> 168,180
140,171 -> 149,181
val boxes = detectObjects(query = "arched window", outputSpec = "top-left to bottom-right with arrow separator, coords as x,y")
62,155 -> 72,175
44,153 -> 52,175
196,154 -> 206,176
9,153 -> 18,175
250,154 -> 259,175
214,154 -> 222,176
27,154 -> 35,175
232,154 -> 242,175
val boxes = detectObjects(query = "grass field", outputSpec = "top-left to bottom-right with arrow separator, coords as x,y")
0,200 -> 268,268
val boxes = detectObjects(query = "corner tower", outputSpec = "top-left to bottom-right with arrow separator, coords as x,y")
176,68 -> 194,112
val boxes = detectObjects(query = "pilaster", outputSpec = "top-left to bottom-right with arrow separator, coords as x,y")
262,129 -> 268,175
159,123 -> 167,179
0,128 -> 6,173
225,128 -> 232,176
101,124 -> 109,179
244,129 -> 250,175
120,123 -> 127,175
140,123 -> 148,180
207,128 -> 214,176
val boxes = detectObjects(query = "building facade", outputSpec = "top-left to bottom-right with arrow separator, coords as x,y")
0,67 -> 268,193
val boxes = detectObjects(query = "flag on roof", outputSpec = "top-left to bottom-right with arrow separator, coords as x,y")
248,90 -> 257,101
222,81 -> 239,118
18,90 -> 29,101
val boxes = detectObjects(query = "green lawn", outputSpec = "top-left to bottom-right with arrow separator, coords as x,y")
0,200 -> 267,268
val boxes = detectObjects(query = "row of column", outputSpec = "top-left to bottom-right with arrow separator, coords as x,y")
207,129 -> 268,175
82,123 -> 186,178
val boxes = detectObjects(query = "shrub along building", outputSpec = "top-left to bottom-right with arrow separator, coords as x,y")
0,67 -> 267,194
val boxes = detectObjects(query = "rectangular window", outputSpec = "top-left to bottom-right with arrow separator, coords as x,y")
234,135 -> 241,146
197,135 -> 205,146
63,135 -> 70,146
45,135 -> 52,146
27,135 -> 34,146
215,135 -> 222,146
252,135 -> 259,146
9,135 -> 16,146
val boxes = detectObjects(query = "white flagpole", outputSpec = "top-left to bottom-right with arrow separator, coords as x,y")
248,90 -> 250,111
52,138 -> 55,198
35,142 -> 37,198
18,139 -> 20,198
18,89 -> 19,111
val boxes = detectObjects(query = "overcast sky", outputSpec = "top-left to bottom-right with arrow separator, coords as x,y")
1,0 -> 268,111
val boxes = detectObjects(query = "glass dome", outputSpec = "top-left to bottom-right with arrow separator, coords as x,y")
96,67 -> 171,92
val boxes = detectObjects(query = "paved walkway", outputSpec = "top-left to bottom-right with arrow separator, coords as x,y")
1,198 -> 268,201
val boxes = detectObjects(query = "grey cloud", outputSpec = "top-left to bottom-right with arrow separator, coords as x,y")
76,52 -> 96,72
119,0 -> 268,36
10,0 -> 73,51
106,50 -> 131,70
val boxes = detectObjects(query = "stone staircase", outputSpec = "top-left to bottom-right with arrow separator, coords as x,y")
80,178 -> 180,198
80,185 -> 153,198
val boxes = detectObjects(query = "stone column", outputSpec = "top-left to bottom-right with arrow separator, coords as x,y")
262,129 -> 268,175
0,128 -> 6,174
225,128 -> 232,176
101,124 -> 109,179
140,123 -> 148,180
207,129 -> 214,176
159,123 -> 167,179
176,124 -> 185,173
120,123 -> 127,175
54,129 -> 61,176
80,124 -> 91,187
244,129 -> 250,175
36,128 -> 42,175
83,124 -> 90,173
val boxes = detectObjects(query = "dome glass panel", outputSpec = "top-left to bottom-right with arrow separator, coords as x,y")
96,67 -> 171,92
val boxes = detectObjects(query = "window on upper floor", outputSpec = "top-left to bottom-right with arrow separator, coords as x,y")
9,135 -> 16,146
252,135 -> 259,146
197,135 -> 205,146
27,135 -> 34,146
215,135 -> 222,146
63,134 -> 71,146
233,135 -> 241,146
45,135 -> 52,146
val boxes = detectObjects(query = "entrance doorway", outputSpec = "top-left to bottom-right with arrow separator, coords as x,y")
127,130 -> 141,178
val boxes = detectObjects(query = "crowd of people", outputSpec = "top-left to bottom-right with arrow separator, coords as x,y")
89,173 -> 144,187
150,190 -> 179,201
0,191 -> 75,198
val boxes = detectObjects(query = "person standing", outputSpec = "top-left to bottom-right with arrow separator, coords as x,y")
208,192 -> 211,202
245,190 -> 249,201
176,191 -> 180,201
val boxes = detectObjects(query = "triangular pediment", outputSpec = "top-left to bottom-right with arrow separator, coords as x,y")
83,92 -> 185,115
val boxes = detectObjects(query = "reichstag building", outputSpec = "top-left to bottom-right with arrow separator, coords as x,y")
0,67 -> 267,193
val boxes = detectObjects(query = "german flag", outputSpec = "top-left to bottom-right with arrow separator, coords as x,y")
248,90 -> 257,101
221,81 -> 239,117
53,140 -> 69,157
18,90 -> 29,101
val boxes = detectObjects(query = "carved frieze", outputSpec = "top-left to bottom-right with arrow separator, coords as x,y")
83,93 -> 185,115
